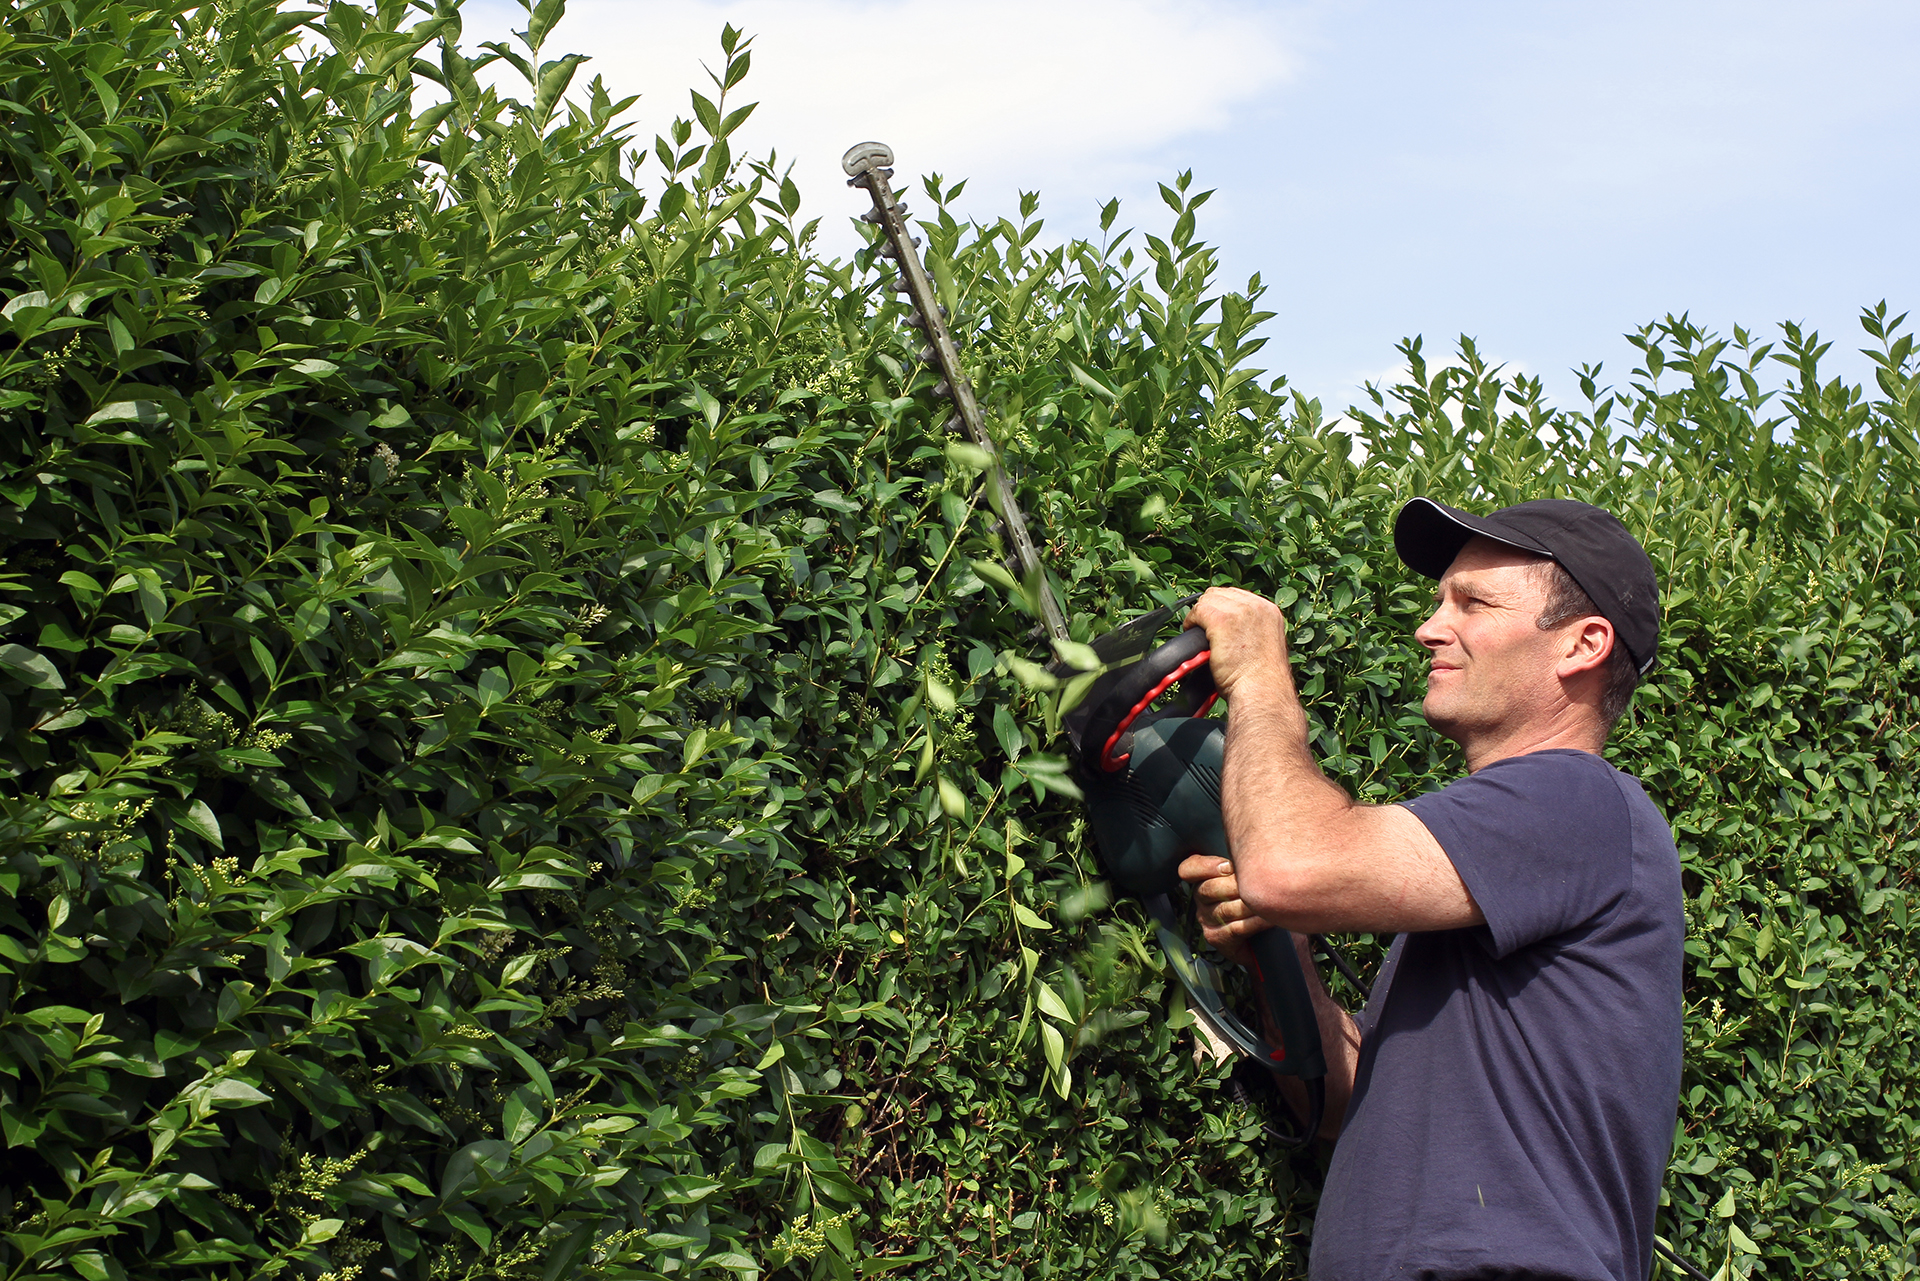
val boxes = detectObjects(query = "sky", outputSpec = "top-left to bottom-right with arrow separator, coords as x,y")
454,0 -> 1920,416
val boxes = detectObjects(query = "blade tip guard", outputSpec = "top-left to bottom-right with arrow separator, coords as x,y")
842,141 -> 894,177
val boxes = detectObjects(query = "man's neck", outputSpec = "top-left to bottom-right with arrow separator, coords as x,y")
1460,718 -> 1606,773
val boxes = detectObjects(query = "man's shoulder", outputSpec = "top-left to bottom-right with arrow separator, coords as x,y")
1414,748 -> 1630,819
1405,748 -> 1668,957
1476,745 -> 1623,780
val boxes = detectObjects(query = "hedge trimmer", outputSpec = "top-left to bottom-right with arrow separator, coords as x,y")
842,141 -> 1326,1143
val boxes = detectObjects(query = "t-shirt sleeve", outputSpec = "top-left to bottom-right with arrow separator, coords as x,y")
1400,751 -> 1632,958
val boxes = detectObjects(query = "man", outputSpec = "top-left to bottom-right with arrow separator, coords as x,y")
1179,497 -> 1684,1281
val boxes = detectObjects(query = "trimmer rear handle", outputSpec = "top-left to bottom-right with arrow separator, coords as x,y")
1078,626 -> 1219,772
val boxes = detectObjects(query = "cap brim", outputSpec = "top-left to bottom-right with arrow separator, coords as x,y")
1393,497 -> 1554,579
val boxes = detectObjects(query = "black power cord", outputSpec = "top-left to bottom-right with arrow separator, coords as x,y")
1651,1235 -> 1714,1281
1312,935 -> 1369,998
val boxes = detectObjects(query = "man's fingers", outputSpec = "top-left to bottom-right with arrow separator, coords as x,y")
1197,892 -> 1274,941
1177,854 -> 1232,884
1176,854 -> 1274,940
1193,874 -> 1241,905
1180,585 -> 1290,695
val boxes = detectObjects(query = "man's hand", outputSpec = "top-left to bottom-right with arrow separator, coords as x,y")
1178,854 -> 1277,966
1183,586 -> 1293,699
1180,851 -> 1365,1143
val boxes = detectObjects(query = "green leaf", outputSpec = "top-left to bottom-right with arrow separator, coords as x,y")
133,568 -> 166,625
533,53 -> 588,126
972,559 -> 1019,594
58,570 -> 103,603
1040,1020 -> 1065,1073
443,1205 -> 492,1250
501,953 -> 537,986
813,489 -> 861,515
290,598 -> 330,643
924,675 -> 957,714
1049,638 -> 1101,673
3,290 -> 50,318
146,135 -> 211,162
945,441 -> 995,473
523,0 -> 567,49
375,1090 -> 453,1138
205,1079 -> 271,1107
1004,655 -> 1057,691
659,1175 -> 721,1205
154,1029 -> 198,1062
502,1085 -> 541,1144
683,724 -> 709,769
1035,982 -> 1070,1021
1012,902 -> 1053,932
937,775 -> 966,818
992,703 -> 1023,762
181,799 -> 222,848
476,667 -> 509,710
0,643 -> 64,689
491,1031 -> 554,1102
84,400 -> 166,426
248,636 -> 277,684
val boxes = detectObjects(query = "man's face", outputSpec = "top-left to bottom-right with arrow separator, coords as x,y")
1413,537 -> 1566,745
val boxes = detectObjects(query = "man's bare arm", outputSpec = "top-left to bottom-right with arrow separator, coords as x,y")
1175,585 -> 1476,1138
1283,931 -> 1361,1140
1185,586 -> 1482,938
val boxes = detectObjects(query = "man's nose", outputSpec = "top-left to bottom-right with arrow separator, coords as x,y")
1414,609 -> 1448,648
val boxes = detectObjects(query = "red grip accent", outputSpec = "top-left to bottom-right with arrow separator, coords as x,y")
1099,650 -> 1214,772
1248,955 -> 1287,1063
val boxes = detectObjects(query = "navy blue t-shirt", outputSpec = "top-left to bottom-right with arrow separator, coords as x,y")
1308,749 -> 1684,1281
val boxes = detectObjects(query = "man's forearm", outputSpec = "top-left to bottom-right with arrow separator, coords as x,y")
1263,931 -> 1361,1140
1220,673 -> 1360,920
1217,666 -> 1474,934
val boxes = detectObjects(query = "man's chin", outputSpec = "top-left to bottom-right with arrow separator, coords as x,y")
1420,697 -> 1468,747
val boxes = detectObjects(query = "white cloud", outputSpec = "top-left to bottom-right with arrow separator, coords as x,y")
456,0 -> 1296,254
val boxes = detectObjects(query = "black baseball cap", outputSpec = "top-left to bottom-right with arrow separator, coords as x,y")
1393,497 -> 1660,675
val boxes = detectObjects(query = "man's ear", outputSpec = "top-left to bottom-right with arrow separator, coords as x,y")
1557,617 -> 1614,680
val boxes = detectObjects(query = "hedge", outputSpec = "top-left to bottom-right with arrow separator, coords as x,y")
0,2 -> 1915,1279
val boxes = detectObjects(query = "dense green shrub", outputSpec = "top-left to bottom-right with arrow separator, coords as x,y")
0,2 -> 1915,1279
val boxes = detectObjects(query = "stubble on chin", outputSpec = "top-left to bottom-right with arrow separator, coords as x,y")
1420,684 -> 1469,748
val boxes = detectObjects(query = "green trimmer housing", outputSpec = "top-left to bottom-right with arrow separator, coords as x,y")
1059,603 -> 1327,1144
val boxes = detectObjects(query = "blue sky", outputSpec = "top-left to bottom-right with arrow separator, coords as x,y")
458,0 -> 1920,415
